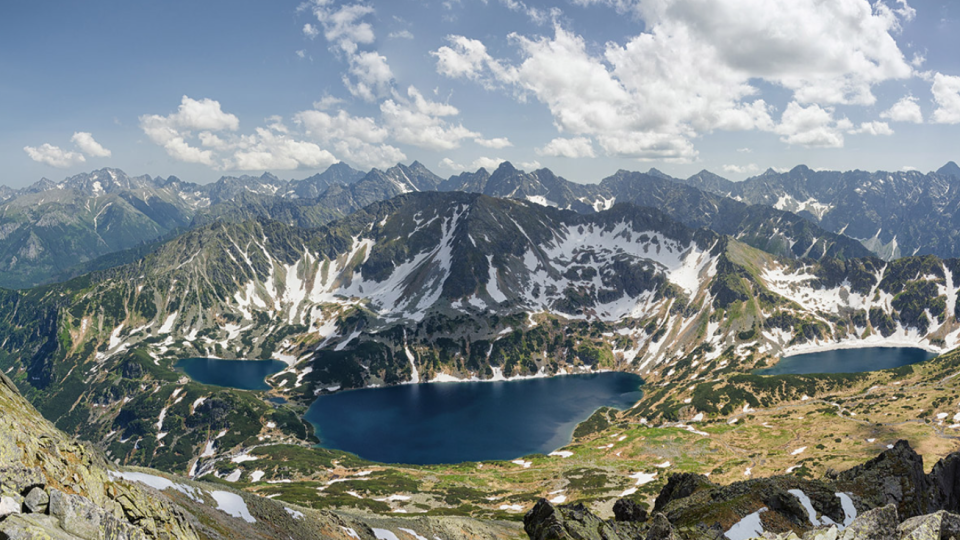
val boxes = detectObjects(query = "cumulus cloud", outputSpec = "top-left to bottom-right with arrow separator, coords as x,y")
71,132 -> 111,157
722,163 -> 760,174
536,137 -> 596,158
434,0 -> 916,160
774,102 -> 846,148
139,96 -> 352,170
294,108 -> 404,169
344,50 -> 394,101
881,95 -> 923,123
475,137 -> 512,149
932,72 -> 960,124
304,1 -> 394,101
380,86 -> 480,151
24,143 -> 86,168
388,30 -> 414,39
139,96 -> 239,166
438,157 -> 465,171
471,156 -> 506,170
519,160 -> 542,170
227,127 -> 337,171
303,23 -> 319,39
849,121 -> 894,136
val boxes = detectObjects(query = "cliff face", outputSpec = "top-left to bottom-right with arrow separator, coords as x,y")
0,371 -> 522,540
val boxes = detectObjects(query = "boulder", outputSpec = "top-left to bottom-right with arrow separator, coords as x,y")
645,513 -> 679,540
523,499 -> 644,540
49,489 -> 103,540
897,510 -> 960,540
0,465 -> 44,496
838,504 -> 899,540
0,495 -> 22,519
654,473 -> 714,513
24,487 -> 49,514
0,513 -> 83,540
613,499 -> 648,522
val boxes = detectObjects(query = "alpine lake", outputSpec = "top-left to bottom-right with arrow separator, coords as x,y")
175,346 -> 938,465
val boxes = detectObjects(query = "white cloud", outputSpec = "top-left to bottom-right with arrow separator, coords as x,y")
536,137 -> 595,158
736,147 -> 752,153
881,95 -> 923,123
435,0 -> 916,160
438,157 -> 465,171
295,108 -> 404,169
70,132 -> 111,157
305,1 -> 393,100
296,49 -> 307,59
344,50 -> 394,101
519,160 -> 542,170
932,72 -> 960,124
380,86 -> 480,151
722,163 -> 759,174
388,30 -> 414,39
228,127 -> 337,171
303,23 -> 319,39
139,96 -> 239,166
24,143 -> 85,168
471,156 -> 506,170
313,95 -> 345,110
475,137 -> 512,149
774,101 -> 845,148
849,121 -> 894,136
431,35 -> 517,87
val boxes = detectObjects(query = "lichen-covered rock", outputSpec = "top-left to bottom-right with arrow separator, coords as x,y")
614,499 -> 648,522
644,513 -> 679,540
838,504 -> 899,540
0,513 -> 84,540
897,510 -> 960,540
523,499 -> 645,540
24,486 -> 49,514
49,489 -> 104,540
0,495 -> 22,519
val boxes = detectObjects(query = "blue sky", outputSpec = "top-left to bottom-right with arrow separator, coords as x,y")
3,0 -> 960,187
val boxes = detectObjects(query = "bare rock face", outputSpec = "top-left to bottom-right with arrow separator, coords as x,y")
838,441 -> 932,519
897,510 -> 960,540
613,499 -> 648,522
523,499 -> 649,540
838,504 -> 899,540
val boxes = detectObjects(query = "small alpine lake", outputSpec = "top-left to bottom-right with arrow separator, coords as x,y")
175,358 -> 287,391
304,372 -> 644,465
756,347 -> 938,376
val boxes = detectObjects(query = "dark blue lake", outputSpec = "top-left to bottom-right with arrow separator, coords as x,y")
756,347 -> 937,376
304,372 -> 644,465
175,358 -> 286,391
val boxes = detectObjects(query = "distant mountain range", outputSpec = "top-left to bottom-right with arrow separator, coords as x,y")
679,162 -> 960,260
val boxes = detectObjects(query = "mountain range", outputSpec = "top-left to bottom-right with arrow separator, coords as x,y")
0,159 -> 889,289
4,188 -> 960,474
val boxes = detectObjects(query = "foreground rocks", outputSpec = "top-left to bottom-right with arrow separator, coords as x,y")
524,440 -> 960,539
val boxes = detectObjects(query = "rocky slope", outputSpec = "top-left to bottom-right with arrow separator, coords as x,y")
523,440 -> 960,539
0,368 -> 521,540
